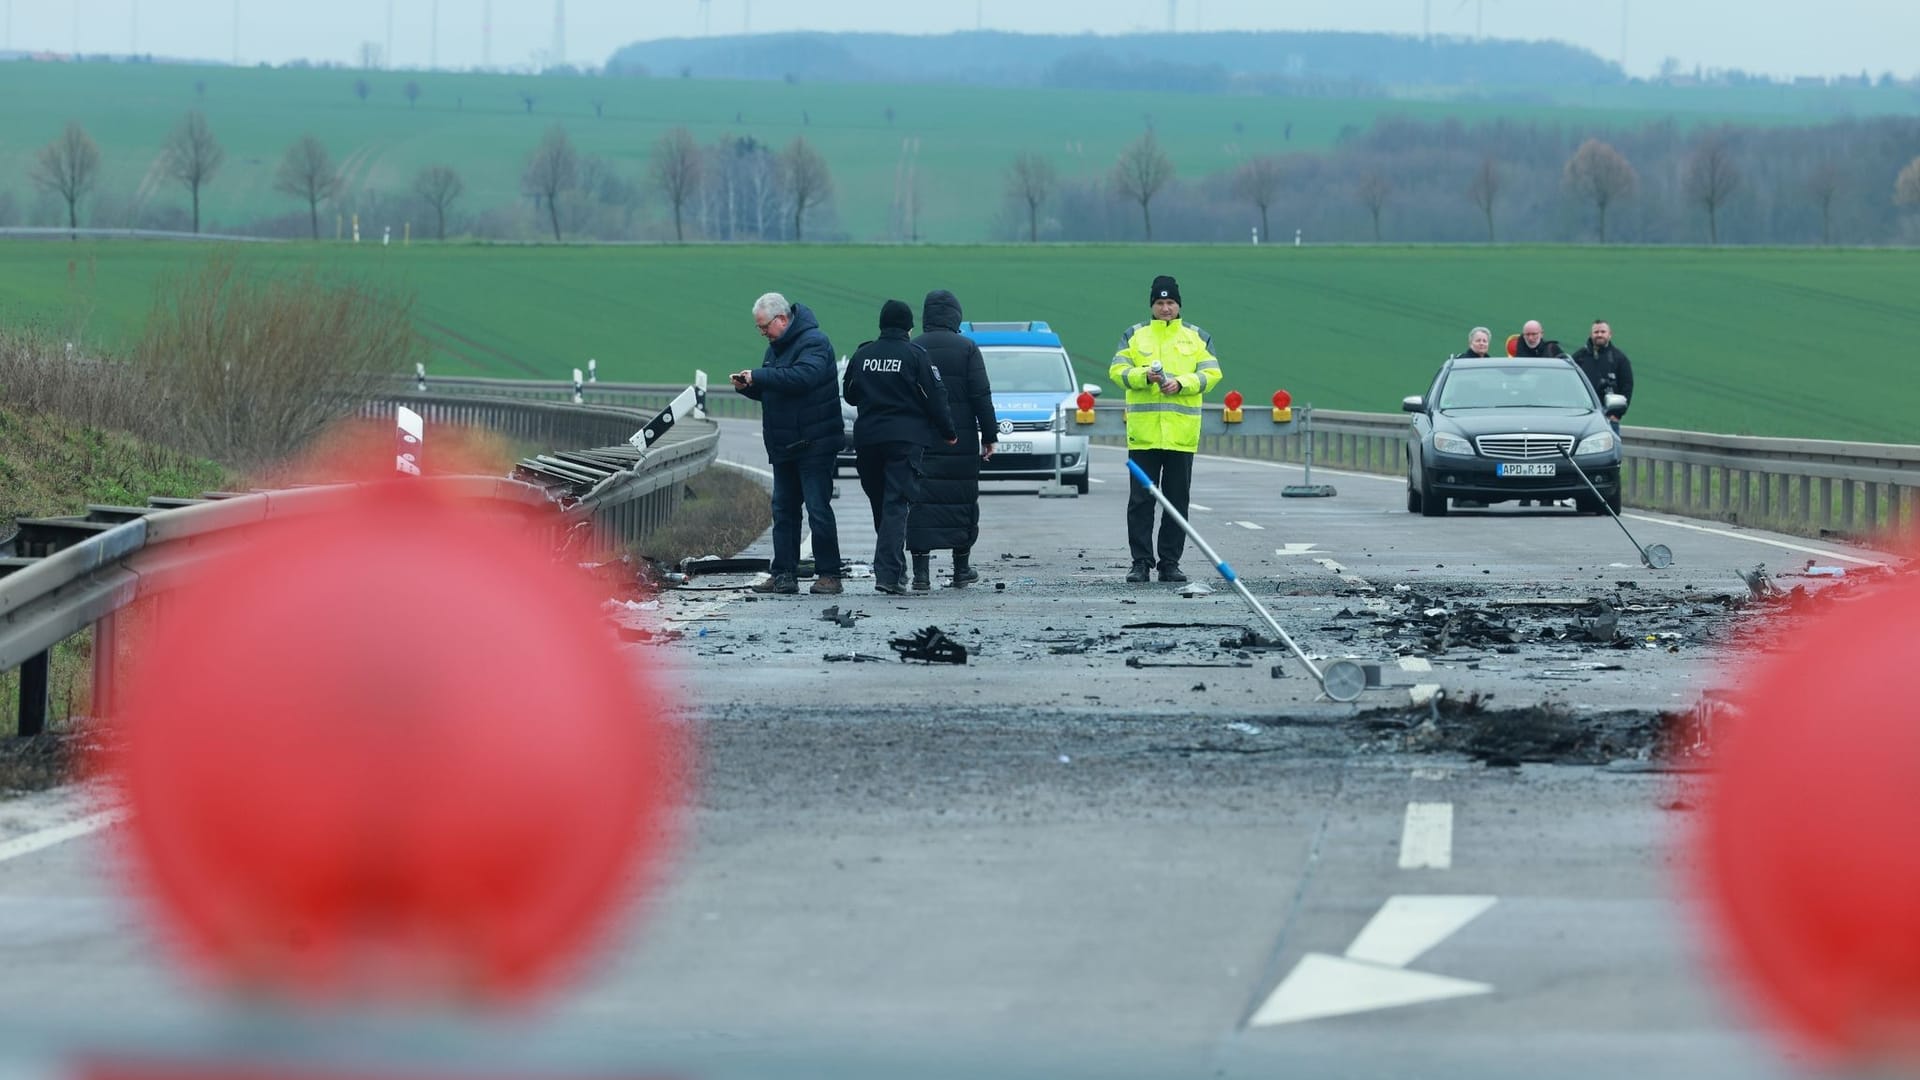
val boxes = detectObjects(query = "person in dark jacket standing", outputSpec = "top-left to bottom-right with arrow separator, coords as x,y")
843,299 -> 957,595
906,290 -> 997,590
732,292 -> 844,596
1572,319 -> 1634,430
1511,320 -> 1569,358
1451,326 -> 1494,359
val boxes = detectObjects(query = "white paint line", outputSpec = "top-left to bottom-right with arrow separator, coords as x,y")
1344,895 -> 1496,968
1312,557 -> 1347,574
1232,520 -> 1266,531
1089,477 -> 1107,484
1187,502 -> 1213,512
1249,953 -> 1492,1027
1411,767 -> 1451,781
0,811 -> 124,865
718,460 -> 773,481
1620,514 -> 1888,567
1274,543 -> 1320,555
1397,657 -> 1433,673
1398,802 -> 1454,870
1409,684 -> 1443,706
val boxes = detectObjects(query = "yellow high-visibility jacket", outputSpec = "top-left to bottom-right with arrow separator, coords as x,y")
1108,318 -> 1223,452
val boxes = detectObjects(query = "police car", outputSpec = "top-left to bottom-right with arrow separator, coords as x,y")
836,321 -> 1099,493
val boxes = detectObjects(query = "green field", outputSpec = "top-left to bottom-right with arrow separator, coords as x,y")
3,240 -> 1915,443
1,61 -> 1903,243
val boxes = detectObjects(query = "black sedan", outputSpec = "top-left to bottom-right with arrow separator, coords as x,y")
1403,357 -> 1627,516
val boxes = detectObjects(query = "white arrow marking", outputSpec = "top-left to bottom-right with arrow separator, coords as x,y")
1397,803 -> 1454,870
1345,895 -> 1496,968
1187,502 -> 1213,512
1250,953 -> 1492,1027
1232,520 -> 1265,530
1275,543 -> 1320,555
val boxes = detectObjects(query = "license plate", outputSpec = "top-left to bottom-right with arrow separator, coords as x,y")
997,442 -> 1033,455
1497,462 -> 1557,477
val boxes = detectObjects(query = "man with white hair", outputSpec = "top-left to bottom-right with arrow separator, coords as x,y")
1511,320 -> 1569,358
730,293 -> 845,595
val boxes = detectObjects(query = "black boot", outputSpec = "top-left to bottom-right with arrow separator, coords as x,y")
950,549 -> 978,586
911,553 -> 931,592
1126,560 -> 1153,583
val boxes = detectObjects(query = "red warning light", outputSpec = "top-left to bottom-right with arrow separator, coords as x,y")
100,480 -> 685,1005
1076,391 -> 1095,412
1224,390 -> 1244,411
1272,389 -> 1292,410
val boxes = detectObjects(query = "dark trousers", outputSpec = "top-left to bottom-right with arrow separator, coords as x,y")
856,441 -> 923,586
1127,448 -> 1194,568
769,450 -> 841,578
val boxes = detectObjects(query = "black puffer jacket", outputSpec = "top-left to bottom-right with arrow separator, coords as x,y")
1571,340 -> 1635,414
739,303 -> 843,462
908,291 -> 998,552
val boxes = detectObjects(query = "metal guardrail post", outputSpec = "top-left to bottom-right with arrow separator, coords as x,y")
93,613 -> 117,722
17,650 -> 49,737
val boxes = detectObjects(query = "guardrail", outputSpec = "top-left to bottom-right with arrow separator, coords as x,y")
397,375 -> 1919,536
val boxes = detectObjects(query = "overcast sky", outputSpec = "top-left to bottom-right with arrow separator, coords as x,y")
11,0 -> 1918,80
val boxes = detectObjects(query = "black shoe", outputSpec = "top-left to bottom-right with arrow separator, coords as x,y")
1126,560 -> 1153,583
876,578 -> 909,596
751,573 -> 799,594
1157,562 -> 1188,583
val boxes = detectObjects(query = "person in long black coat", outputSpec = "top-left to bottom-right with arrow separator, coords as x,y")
906,290 -> 998,589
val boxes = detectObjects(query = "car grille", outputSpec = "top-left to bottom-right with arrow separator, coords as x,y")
1476,434 -> 1574,459
1003,419 -> 1054,432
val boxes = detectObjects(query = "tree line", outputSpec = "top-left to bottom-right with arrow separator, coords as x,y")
998,116 -> 1920,246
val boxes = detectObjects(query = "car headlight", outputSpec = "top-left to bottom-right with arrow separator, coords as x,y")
1432,431 -> 1473,456
1575,430 -> 1617,455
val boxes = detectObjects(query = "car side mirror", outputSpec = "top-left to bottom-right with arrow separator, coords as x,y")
1401,395 -> 1426,414
1602,393 -> 1627,418
1082,383 -> 1103,398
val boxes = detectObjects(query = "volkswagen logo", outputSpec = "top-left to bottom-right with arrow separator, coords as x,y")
998,419 -> 1014,435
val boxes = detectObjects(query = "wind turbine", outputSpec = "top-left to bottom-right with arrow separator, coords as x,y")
698,0 -> 712,35
1454,0 -> 1486,40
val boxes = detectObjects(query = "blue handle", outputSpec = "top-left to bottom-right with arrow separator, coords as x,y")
1126,459 -> 1151,487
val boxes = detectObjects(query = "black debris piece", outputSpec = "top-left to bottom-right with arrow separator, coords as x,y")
824,652 -> 889,663
890,626 -> 969,665
819,605 -> 862,628
1126,656 -> 1253,670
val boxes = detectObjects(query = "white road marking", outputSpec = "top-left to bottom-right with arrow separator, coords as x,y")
0,811 -> 124,865
1411,767 -> 1450,781
1274,543 -> 1320,555
1621,514 -> 1888,567
1187,502 -> 1213,512
1312,557 -> 1373,590
1409,684 -> 1443,706
1344,895 -> 1497,968
1232,521 -> 1266,530
1089,477 -> 1107,484
1397,657 -> 1433,673
1313,557 -> 1348,574
1398,802 -> 1454,870
1249,953 -> 1492,1027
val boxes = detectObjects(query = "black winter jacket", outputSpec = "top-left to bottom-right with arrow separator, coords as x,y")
842,328 -> 956,449
740,303 -> 844,462
1513,338 -> 1568,358
1571,340 -> 1635,414
908,291 -> 998,552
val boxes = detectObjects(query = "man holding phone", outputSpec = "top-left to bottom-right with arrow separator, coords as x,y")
732,292 -> 844,595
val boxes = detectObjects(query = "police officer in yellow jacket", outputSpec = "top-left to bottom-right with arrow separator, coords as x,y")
1109,274 -> 1223,583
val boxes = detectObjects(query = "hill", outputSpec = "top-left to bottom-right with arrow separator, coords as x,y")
4,240 -> 1915,443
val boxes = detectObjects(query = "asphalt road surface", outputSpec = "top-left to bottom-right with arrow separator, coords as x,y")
0,420 -> 1893,1079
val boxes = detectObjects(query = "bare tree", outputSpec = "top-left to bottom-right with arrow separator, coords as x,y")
1466,157 -> 1501,243
1563,139 -> 1638,243
404,80 -> 422,108
591,97 -> 606,119
1896,156 -> 1920,211
649,127 -> 702,242
1111,131 -> 1175,241
1006,153 -> 1057,243
1230,155 -> 1284,243
1356,171 -> 1392,241
519,90 -> 536,114
412,165 -> 464,240
1683,133 -> 1742,245
1805,162 -> 1844,245
522,124 -> 579,242
273,134 -> 343,240
162,111 -> 225,235
779,136 -> 832,242
354,77 -> 371,103
31,122 -> 102,238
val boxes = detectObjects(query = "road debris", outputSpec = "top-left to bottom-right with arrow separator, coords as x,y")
1125,656 -> 1253,670
823,652 -> 888,663
889,626 -> 969,665
819,605 -> 864,628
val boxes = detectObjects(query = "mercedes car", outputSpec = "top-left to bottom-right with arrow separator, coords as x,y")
1403,356 -> 1627,516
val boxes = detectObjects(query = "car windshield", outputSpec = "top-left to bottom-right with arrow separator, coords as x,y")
981,349 -> 1074,393
1438,365 -> 1593,410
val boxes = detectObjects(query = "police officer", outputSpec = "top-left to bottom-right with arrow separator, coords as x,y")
1110,275 -> 1224,584
842,299 -> 957,595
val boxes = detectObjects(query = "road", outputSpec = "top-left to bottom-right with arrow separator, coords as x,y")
0,418 -> 1888,1078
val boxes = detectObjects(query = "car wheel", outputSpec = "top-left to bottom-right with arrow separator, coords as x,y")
1419,477 -> 1448,517
1075,475 -> 1090,495
1406,483 -> 1422,514
1606,488 -> 1622,515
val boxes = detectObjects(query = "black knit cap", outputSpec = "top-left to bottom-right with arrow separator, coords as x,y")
1150,275 -> 1181,306
879,298 -> 914,331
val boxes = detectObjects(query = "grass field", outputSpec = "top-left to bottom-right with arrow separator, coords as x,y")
3,240 -> 1915,443
2,61 -> 1910,243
